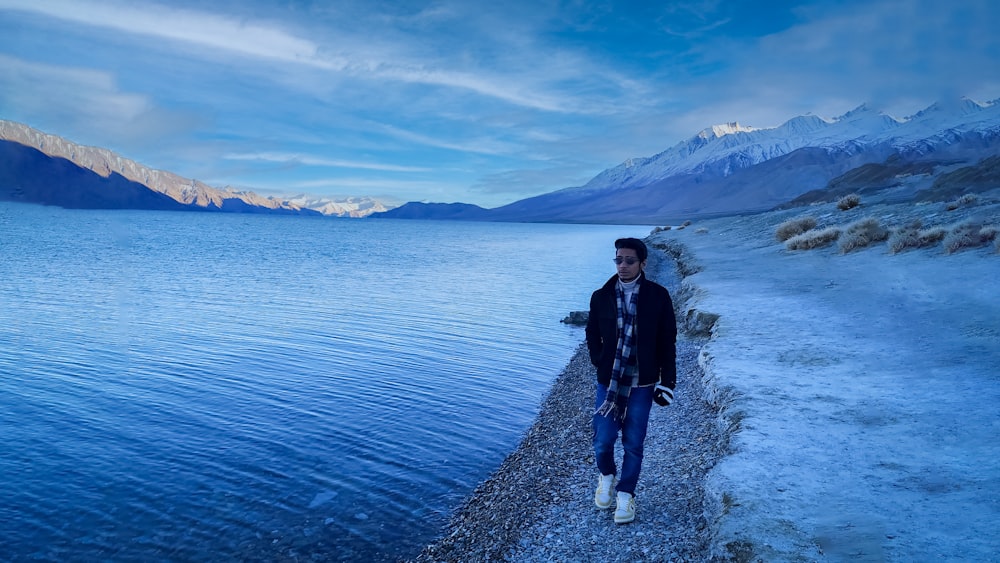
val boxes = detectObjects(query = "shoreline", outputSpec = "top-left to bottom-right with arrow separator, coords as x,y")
409,245 -> 730,562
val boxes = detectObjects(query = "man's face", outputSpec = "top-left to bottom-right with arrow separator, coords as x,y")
615,248 -> 644,282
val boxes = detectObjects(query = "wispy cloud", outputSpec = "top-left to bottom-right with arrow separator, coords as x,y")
376,124 -> 520,156
0,0 -> 333,67
223,152 -> 431,173
376,66 -> 577,114
0,54 -> 204,152
0,54 -> 149,119
658,0 -> 732,38
0,0 -> 613,114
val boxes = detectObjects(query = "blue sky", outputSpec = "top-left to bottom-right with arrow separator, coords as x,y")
1,0 -> 998,207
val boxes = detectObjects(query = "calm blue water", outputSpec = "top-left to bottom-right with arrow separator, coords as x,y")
0,202 -> 652,562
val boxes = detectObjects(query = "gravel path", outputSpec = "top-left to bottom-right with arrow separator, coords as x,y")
410,330 -> 728,562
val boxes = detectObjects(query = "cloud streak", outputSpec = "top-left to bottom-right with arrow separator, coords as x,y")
0,55 -> 150,120
0,0 -> 618,115
0,0 -> 329,66
223,152 -> 431,173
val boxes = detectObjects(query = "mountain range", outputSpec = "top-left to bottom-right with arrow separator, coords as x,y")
0,120 -> 390,217
375,97 -> 1000,223
3,97 -> 999,223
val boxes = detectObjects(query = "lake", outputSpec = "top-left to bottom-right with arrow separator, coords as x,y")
0,202 -> 653,561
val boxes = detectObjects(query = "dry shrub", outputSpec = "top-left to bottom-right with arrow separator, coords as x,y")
837,193 -> 861,211
943,220 -> 993,253
920,227 -> 947,246
775,216 -> 818,242
786,227 -> 841,250
945,193 -> 980,211
980,225 -> 998,256
889,226 -> 919,254
888,220 -> 946,253
839,217 -> 889,253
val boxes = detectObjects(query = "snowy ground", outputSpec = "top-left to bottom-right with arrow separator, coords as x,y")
649,198 -> 1000,562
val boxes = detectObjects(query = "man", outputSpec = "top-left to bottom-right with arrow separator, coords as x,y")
585,237 -> 677,524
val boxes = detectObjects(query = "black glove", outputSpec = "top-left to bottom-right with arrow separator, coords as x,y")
653,384 -> 674,407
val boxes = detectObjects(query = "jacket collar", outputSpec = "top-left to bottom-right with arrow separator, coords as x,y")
603,271 -> 645,289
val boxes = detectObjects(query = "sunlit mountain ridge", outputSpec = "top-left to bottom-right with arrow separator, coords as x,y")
0,120 -> 391,217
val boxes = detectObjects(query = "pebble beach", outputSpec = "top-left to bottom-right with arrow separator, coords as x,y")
409,245 -> 729,562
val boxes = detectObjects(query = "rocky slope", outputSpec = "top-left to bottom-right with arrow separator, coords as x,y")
0,120 -> 321,214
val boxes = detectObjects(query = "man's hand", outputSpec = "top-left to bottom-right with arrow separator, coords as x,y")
653,384 -> 674,407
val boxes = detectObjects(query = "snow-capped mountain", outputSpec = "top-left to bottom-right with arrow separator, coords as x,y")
377,97 -> 1000,224
283,194 -> 392,218
584,97 -> 999,193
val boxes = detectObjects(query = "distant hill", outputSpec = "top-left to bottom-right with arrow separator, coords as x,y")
373,97 -> 1000,224
370,202 -> 491,220
0,140 -> 192,212
0,120 -> 391,216
917,154 -> 1000,201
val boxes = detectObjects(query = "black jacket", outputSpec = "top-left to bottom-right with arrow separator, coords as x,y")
585,272 -> 677,389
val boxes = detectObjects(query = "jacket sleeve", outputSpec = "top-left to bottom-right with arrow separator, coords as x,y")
659,289 -> 678,389
585,290 -> 603,367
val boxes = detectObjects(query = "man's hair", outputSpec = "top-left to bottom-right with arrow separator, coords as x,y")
614,237 -> 648,262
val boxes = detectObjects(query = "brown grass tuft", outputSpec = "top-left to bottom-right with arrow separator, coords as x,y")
839,217 -> 889,253
775,216 -> 818,242
786,227 -> 841,250
837,193 -> 861,211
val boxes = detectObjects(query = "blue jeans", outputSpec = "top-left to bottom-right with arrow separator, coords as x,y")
593,383 -> 655,496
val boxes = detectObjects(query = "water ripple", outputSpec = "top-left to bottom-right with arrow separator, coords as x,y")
0,204 -> 653,561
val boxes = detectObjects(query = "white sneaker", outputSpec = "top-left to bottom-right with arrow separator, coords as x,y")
614,491 -> 635,524
594,473 -> 616,509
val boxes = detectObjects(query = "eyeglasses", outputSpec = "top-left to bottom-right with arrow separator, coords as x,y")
613,257 -> 640,265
